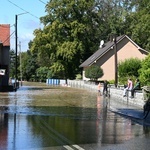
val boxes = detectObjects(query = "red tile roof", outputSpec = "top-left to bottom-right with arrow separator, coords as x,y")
0,24 -> 10,46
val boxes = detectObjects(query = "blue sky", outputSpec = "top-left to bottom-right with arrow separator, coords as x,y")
0,0 -> 48,51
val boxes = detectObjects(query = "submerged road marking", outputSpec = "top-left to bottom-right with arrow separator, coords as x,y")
63,145 -> 74,150
63,145 -> 85,150
73,144 -> 85,150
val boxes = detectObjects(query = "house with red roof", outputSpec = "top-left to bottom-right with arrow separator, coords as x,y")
80,35 -> 149,82
0,24 -> 12,91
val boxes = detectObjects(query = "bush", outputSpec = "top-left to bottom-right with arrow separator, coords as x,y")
118,58 -> 141,77
85,65 -> 103,81
76,74 -> 82,80
139,55 -> 150,85
118,58 -> 141,84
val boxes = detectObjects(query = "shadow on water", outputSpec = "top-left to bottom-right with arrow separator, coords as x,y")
16,85 -> 61,91
0,82 -> 150,149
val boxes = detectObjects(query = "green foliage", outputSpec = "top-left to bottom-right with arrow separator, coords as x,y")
76,74 -> 82,80
33,0 -> 126,80
41,0 -> 102,78
108,80 -> 115,84
50,61 -> 65,79
118,58 -> 142,84
36,67 -> 51,82
118,76 -> 136,85
21,51 -> 39,81
18,0 -> 150,82
125,0 -> 150,51
118,58 -> 141,77
47,70 -> 53,78
9,49 -> 16,78
139,55 -> 150,85
85,65 -> 103,80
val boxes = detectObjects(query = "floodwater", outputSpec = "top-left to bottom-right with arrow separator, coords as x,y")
0,82 -> 150,150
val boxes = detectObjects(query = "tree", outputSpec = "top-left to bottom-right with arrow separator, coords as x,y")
118,58 -> 142,84
25,0 -> 140,82
36,67 -> 52,82
32,0 -> 110,80
138,55 -> 150,85
37,0 -> 131,80
85,65 -> 103,80
125,0 -> 150,51
9,49 -> 16,78
21,51 -> 39,81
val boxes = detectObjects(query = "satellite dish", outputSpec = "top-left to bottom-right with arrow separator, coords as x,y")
99,40 -> 104,48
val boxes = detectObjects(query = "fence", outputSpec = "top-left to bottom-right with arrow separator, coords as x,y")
67,80 -> 97,91
46,79 -> 66,85
46,79 -> 60,85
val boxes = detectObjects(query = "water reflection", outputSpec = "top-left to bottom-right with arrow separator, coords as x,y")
0,83 -> 150,149
0,113 -> 8,149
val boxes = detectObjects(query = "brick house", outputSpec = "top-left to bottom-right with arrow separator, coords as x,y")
79,35 -> 149,81
0,24 -> 11,91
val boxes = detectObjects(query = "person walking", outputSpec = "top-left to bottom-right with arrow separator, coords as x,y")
97,82 -> 102,96
123,78 -> 133,97
103,80 -> 108,96
130,79 -> 141,98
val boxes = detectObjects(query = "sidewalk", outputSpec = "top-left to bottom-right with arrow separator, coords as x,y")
106,96 -> 150,126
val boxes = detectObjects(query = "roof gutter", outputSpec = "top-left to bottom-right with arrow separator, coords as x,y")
89,43 -> 115,66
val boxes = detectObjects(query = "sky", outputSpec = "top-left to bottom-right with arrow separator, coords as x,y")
0,0 -> 48,51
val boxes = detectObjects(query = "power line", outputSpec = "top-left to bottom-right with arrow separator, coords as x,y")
7,0 -> 39,19
3,31 -> 15,44
39,0 -> 47,5
0,24 -> 15,44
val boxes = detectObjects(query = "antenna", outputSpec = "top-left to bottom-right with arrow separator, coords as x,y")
99,40 -> 104,48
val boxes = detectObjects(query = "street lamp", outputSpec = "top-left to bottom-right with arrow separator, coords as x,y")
15,12 -> 28,90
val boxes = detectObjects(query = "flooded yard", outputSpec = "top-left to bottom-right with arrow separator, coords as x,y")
0,82 -> 150,150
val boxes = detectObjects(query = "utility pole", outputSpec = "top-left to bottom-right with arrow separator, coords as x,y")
15,12 -> 28,90
113,34 -> 118,88
15,15 -> 18,91
19,41 -> 22,86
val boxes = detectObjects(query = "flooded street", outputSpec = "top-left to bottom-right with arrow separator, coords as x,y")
0,82 -> 150,150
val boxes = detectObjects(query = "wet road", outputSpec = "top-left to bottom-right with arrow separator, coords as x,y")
0,82 -> 150,150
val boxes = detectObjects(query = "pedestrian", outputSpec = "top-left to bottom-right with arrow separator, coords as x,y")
123,78 -> 133,97
97,82 -> 102,96
130,79 -> 141,98
103,80 -> 108,96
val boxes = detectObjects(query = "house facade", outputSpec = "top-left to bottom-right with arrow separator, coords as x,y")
0,24 -> 10,90
80,35 -> 149,81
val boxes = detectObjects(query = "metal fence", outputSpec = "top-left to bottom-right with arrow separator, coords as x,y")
67,80 -> 97,92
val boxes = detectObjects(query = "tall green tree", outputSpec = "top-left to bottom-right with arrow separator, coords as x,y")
21,51 -> 39,81
36,66 -> 52,82
125,0 -> 150,51
32,0 -> 107,80
29,0 -> 139,81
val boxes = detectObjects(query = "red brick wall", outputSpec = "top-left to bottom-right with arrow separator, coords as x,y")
0,24 -> 10,46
